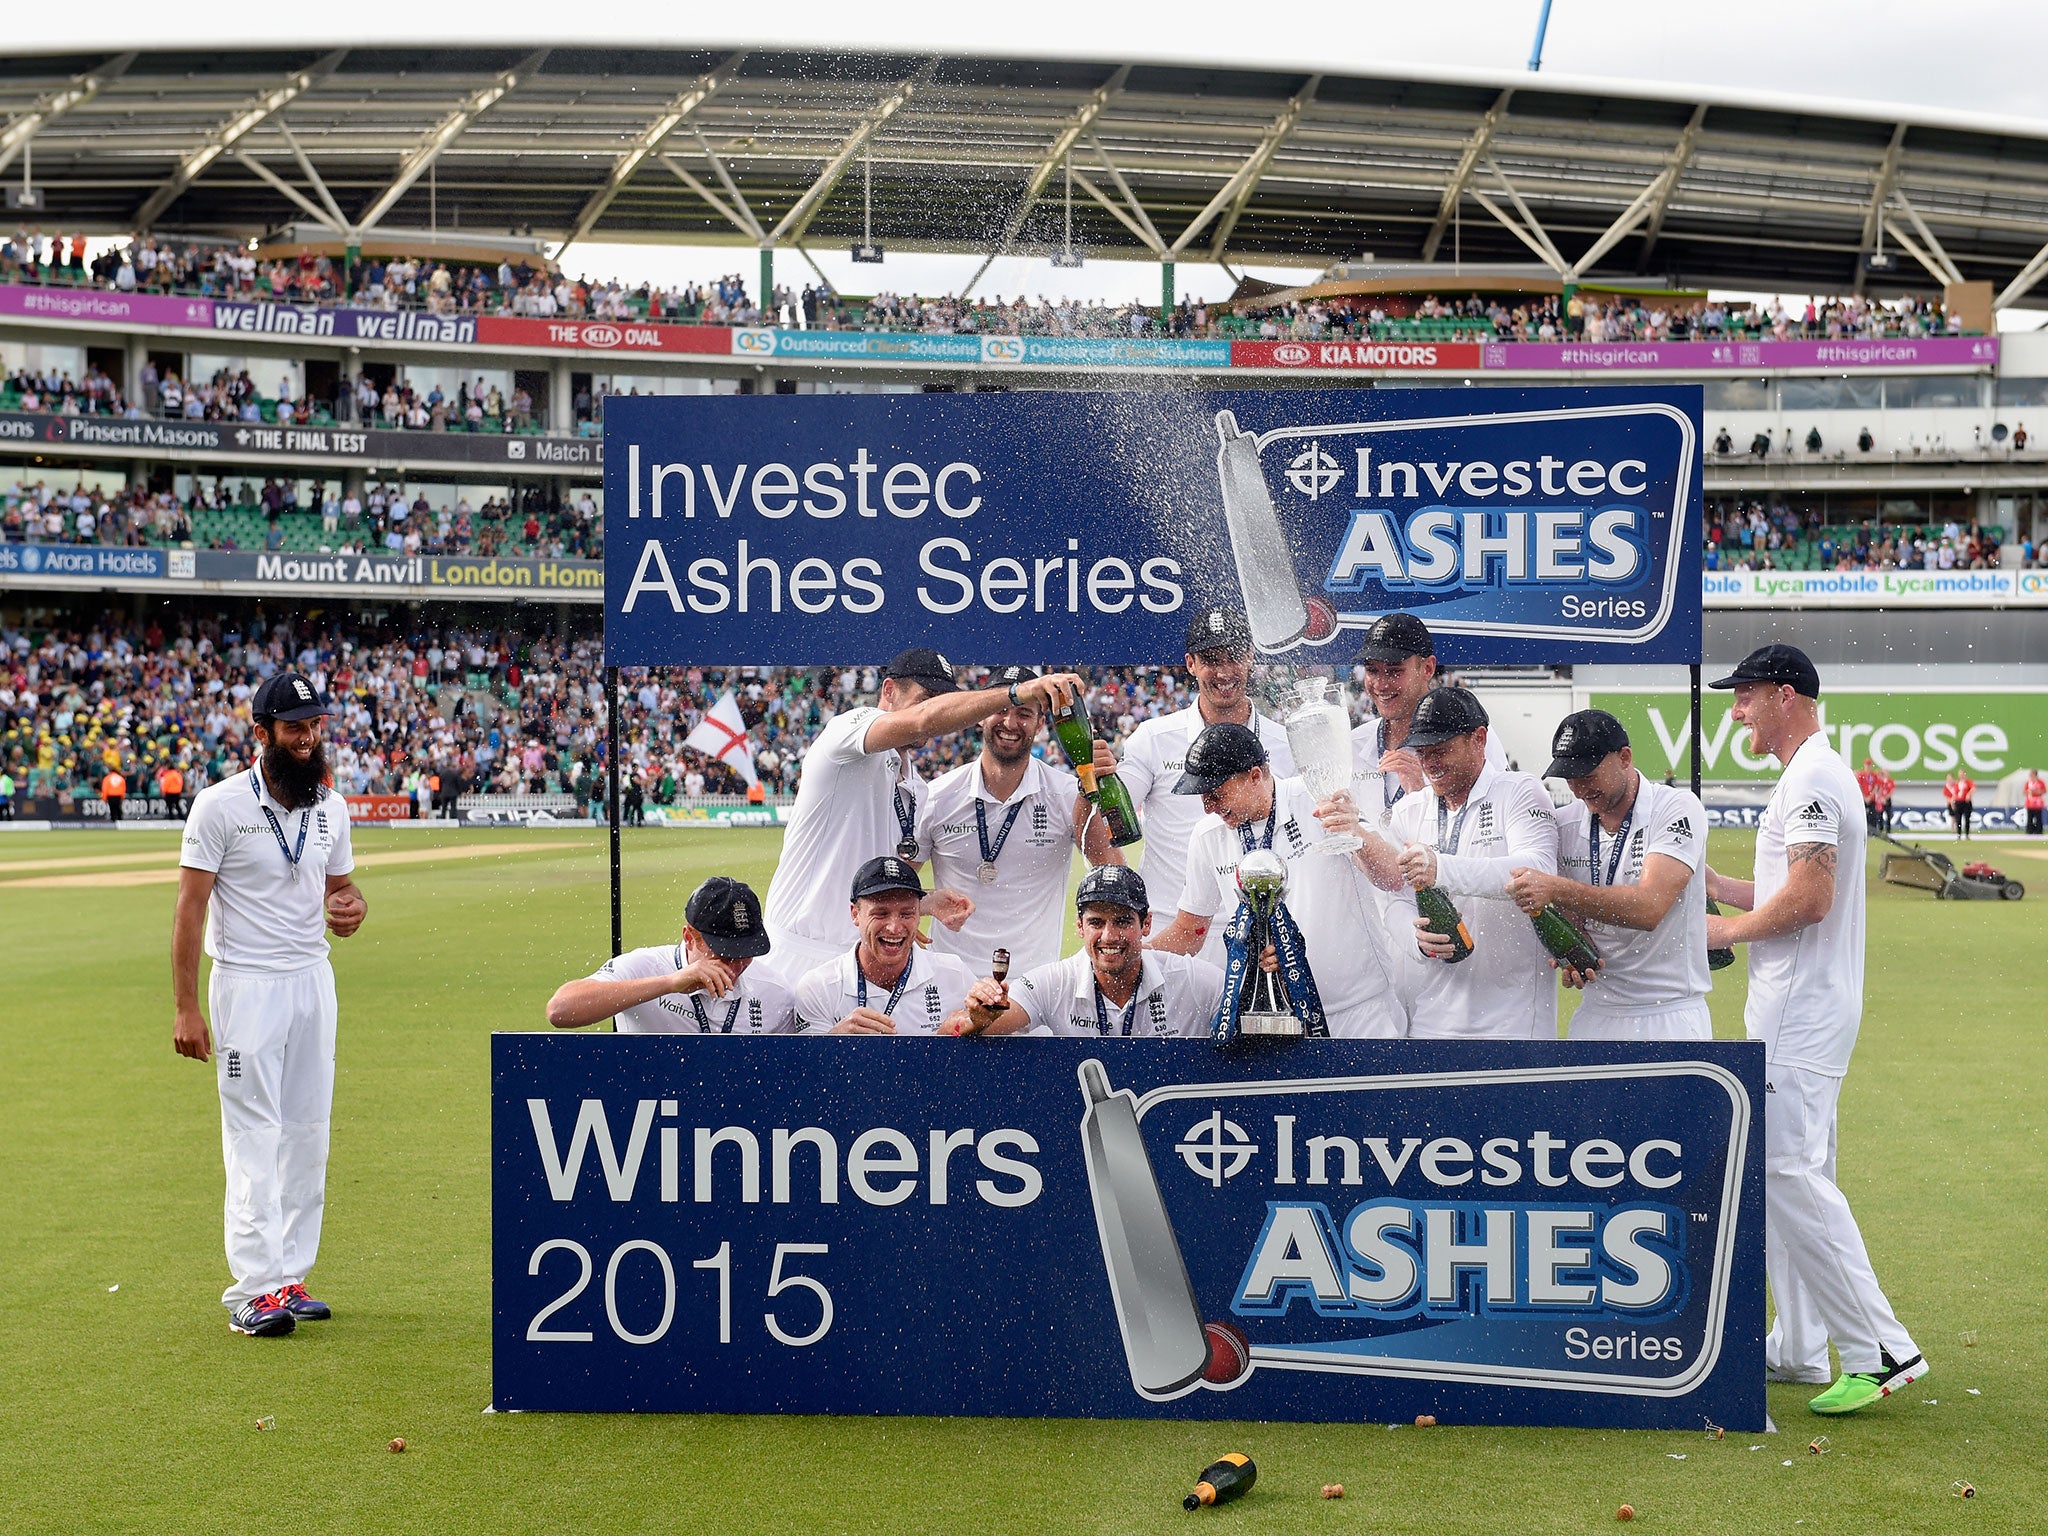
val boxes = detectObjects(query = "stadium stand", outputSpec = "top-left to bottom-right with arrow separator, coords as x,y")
0,607 -> 1426,816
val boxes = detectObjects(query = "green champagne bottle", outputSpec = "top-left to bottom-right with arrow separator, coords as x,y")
1531,902 -> 1600,973
1051,695 -> 1143,847
1184,1453 -> 1257,1511
1706,897 -> 1737,971
1415,886 -> 1474,963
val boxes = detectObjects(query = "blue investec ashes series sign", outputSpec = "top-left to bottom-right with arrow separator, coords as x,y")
493,1037 -> 1762,1428
602,387 -> 1702,667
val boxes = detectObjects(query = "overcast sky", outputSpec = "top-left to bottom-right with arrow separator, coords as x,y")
20,0 -> 2047,122
19,2 -> 2048,312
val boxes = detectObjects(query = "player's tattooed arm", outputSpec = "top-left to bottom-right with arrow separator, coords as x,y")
1716,840 -> 1837,944
1785,842 -> 1838,877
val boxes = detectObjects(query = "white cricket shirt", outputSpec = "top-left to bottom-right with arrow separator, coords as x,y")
588,944 -> 799,1034
1350,713 -> 1508,825
794,946 -> 976,1036
763,706 -> 927,950
1178,774 -> 1397,1023
1116,702 -> 1294,945
1385,762 -> 1560,1039
180,768 -> 353,972
1747,734 -> 1866,1077
1008,949 -> 1225,1037
1554,773 -> 1711,1013
917,755 -> 1082,974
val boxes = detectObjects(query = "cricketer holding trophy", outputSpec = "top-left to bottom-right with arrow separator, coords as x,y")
1148,722 -> 1401,1037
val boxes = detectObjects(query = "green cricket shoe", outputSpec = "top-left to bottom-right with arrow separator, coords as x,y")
1808,1350 -> 1929,1415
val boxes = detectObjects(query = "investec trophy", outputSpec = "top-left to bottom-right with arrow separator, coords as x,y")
1234,850 -> 1302,1036
1283,676 -> 1361,855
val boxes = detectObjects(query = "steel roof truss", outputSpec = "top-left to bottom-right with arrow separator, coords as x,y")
958,64 -> 1129,296
1067,167 -> 1164,255
1083,137 -> 1165,253
659,153 -> 763,243
765,59 -> 938,247
0,52 -> 135,178
354,50 -> 549,234
1996,239 -> 2048,309
1193,76 -> 1319,261
556,52 -> 745,257
133,50 -> 347,230
1890,190 -> 1965,286
233,151 -> 343,234
271,117 -> 350,234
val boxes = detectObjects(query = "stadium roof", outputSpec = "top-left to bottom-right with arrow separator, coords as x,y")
5,45 -> 2048,306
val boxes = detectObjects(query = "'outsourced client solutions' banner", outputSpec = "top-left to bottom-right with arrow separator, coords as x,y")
493,1036 -> 1763,1428
603,388 -> 1703,667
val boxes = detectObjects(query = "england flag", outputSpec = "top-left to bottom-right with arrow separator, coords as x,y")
684,690 -> 759,788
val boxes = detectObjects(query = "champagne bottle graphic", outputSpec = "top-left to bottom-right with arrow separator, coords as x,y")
1078,1060 -> 1213,1398
1214,411 -> 1313,652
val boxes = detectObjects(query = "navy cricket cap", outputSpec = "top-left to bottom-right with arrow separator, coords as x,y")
850,854 -> 925,902
1184,606 -> 1253,656
251,671 -> 333,722
1546,710 -> 1631,780
1709,644 -> 1821,699
685,876 -> 772,959
1172,721 -> 1269,795
1355,612 -> 1436,663
1404,687 -> 1490,748
992,663 -> 1042,687
884,648 -> 960,695
1077,864 -> 1149,916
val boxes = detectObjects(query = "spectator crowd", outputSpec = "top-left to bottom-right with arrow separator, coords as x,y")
0,612 -> 1415,819
1,472 -> 600,560
2,228 -> 1972,351
1702,500 -> 2033,572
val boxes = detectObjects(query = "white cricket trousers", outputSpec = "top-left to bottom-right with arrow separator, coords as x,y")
1569,998 -> 1713,1041
211,960 -> 338,1309
763,926 -> 848,992
1763,1062 -> 1918,1379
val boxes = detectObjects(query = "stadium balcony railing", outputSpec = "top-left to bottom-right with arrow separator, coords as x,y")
1702,523 -> 2011,569
0,504 -> 588,558
0,270 -> 1983,346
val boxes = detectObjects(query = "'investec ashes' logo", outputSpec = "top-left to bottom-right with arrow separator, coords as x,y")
1213,403 -> 1696,654
1176,1112 -> 1259,1185
1080,1059 -> 1750,1403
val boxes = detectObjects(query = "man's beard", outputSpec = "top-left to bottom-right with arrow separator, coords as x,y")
263,739 -> 329,809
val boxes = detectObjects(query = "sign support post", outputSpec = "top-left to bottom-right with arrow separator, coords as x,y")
1690,663 -> 1704,799
605,664 -> 622,958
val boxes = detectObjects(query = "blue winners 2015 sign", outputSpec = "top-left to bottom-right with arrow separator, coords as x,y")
493,1037 -> 1763,1428
602,387 -> 1702,667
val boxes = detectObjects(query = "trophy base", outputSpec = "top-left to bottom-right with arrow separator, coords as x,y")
1238,1010 -> 1306,1037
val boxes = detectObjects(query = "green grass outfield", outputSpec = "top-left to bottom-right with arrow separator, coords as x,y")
0,825 -> 2040,1535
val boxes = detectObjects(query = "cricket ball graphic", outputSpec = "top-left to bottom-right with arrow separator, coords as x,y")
1202,1321 -> 1251,1386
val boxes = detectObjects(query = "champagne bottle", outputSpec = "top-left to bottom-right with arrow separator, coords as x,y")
1051,695 -> 1142,847
1706,897 -> 1736,971
1184,1453 -> 1257,1511
1414,886 -> 1474,963
1531,903 -> 1600,973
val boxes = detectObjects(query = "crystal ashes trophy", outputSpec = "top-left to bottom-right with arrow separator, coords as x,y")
1282,676 -> 1361,855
